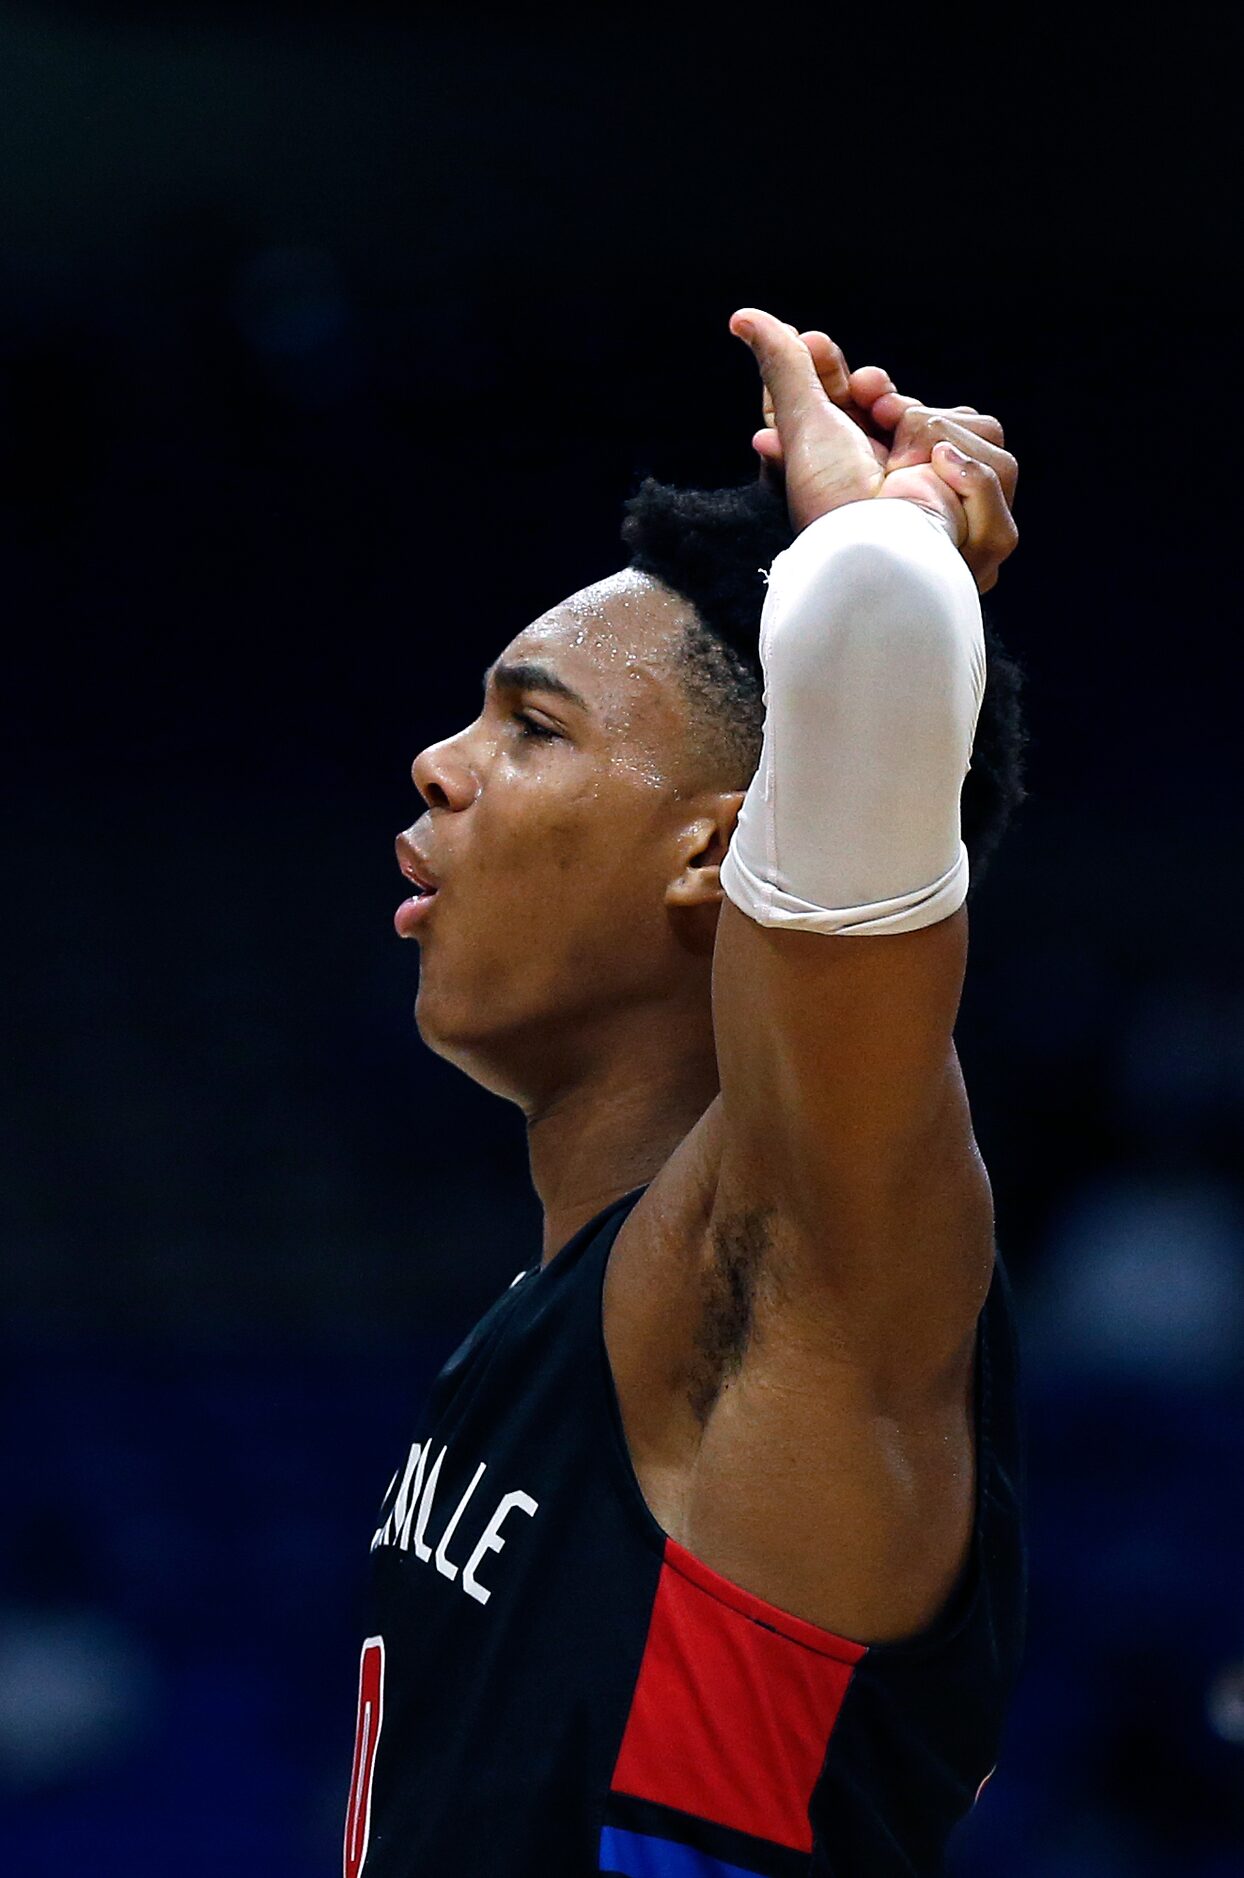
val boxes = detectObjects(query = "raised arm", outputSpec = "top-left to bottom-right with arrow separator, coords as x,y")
709,310 -> 1010,1389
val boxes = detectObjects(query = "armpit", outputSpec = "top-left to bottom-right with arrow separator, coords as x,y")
684,1207 -> 776,1425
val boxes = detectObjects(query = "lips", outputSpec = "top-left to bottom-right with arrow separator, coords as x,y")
395,832 -> 440,938
395,890 -> 436,937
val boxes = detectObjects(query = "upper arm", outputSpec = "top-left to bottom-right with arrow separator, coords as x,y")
709,872 -> 993,1384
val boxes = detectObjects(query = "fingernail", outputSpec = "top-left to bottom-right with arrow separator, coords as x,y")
942,444 -> 972,471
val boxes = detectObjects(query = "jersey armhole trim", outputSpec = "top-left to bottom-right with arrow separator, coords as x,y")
662,1535 -> 868,1665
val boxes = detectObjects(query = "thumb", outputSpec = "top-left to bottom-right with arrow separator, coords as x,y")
730,307 -> 828,439
731,307 -> 883,528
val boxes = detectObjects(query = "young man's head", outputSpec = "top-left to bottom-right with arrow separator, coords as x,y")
397,477 -> 1027,1107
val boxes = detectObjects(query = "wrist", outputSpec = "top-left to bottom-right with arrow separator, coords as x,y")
876,475 -> 966,549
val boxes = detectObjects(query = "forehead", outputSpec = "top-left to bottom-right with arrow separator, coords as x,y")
501,569 -> 693,722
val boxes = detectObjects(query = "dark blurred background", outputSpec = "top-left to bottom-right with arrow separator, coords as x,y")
2,5 -> 1241,1873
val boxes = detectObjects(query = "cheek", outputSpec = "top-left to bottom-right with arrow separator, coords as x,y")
454,759 -> 673,971
435,781 -> 605,985
480,760 -> 614,876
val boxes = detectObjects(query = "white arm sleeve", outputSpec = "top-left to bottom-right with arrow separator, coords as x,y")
719,498 -> 986,937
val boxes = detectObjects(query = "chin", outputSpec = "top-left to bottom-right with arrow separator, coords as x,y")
412,980 -> 460,1058
414,982 -> 509,1093
413,978 -> 554,1109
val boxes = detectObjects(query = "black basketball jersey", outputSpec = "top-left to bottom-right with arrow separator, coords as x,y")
345,1188 -> 1027,1876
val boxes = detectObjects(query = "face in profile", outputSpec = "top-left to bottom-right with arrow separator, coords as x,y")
396,569 -> 740,1102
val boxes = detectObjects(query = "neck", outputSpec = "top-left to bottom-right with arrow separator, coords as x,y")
526,1006 -> 719,1262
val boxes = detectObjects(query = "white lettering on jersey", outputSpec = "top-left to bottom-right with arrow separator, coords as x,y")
371,1443 -> 423,1552
461,1491 -> 540,1606
370,1439 -> 540,1609
395,1443 -> 431,1551
434,1461 -> 487,1582
411,1445 -> 447,1563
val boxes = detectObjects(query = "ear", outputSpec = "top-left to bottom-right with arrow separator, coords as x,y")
664,793 -> 746,910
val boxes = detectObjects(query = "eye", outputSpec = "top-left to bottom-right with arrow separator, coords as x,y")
513,709 -> 559,743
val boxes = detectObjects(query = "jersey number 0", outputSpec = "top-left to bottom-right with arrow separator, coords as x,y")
344,1637 -> 385,1878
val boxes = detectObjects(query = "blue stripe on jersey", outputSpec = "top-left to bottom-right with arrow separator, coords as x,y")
599,1823 -> 765,1878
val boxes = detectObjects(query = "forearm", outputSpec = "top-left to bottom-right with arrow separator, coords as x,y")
720,499 -> 985,936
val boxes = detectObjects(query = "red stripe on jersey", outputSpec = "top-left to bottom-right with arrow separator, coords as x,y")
610,1539 -> 867,1854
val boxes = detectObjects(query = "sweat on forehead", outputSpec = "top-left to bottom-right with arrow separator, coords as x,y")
513,568 -> 696,674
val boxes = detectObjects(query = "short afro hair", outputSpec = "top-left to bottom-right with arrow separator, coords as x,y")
621,475 -> 1028,888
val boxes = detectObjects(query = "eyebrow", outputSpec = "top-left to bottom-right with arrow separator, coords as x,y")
484,659 -> 590,714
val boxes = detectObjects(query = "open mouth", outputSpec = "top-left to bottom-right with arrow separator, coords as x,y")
395,834 -> 440,935
395,882 -> 438,936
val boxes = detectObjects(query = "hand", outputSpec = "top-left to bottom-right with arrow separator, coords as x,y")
750,328 -> 892,478
734,310 -> 1019,594
867,383 -> 1019,596
730,308 -> 886,530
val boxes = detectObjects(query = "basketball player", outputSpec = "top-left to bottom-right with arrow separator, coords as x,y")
345,308 -> 1027,1876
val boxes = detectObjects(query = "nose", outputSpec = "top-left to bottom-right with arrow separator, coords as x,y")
412,734 -> 479,812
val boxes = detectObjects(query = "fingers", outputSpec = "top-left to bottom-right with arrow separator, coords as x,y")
749,322 -> 886,441
873,390 -> 1007,455
930,441 -> 1019,595
801,342 -> 890,464
737,311 -> 829,441
798,330 -> 852,408
799,340 -> 892,469
884,411 -> 1017,508
846,364 -> 896,410
872,391 -> 1018,593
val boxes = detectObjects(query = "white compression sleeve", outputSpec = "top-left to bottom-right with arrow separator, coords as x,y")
719,499 -> 986,937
